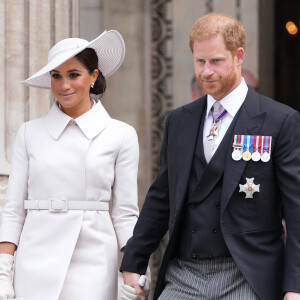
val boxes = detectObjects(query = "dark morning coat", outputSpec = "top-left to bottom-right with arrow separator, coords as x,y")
121,87 -> 300,300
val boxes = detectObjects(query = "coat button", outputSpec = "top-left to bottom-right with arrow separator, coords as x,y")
192,229 -> 196,233
216,203 -> 220,209
213,228 -> 217,233
192,253 -> 197,258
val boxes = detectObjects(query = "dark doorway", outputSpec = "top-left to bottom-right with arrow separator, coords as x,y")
275,0 -> 300,112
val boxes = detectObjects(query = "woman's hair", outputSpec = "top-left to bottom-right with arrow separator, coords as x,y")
75,48 -> 106,97
189,13 -> 246,53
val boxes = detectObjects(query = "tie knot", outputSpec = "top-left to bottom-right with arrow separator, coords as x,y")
212,101 -> 223,118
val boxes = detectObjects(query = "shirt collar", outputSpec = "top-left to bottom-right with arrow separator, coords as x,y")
45,101 -> 111,140
206,78 -> 248,118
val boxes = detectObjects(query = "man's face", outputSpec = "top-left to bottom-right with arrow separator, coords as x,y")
193,34 -> 242,100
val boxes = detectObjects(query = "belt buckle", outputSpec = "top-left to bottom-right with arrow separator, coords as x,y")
49,198 -> 68,213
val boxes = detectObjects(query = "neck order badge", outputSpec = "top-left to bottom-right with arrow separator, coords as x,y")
207,102 -> 228,141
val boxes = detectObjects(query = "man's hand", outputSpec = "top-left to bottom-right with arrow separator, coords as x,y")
121,271 -> 148,300
284,292 -> 300,300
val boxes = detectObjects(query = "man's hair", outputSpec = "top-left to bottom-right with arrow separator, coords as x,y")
189,13 -> 246,53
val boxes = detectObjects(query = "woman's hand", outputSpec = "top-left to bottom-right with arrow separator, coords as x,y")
0,253 -> 15,300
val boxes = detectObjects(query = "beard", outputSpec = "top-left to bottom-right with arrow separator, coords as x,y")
197,63 -> 238,100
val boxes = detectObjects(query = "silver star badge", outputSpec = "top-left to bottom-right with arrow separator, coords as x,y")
207,125 -> 219,141
239,177 -> 260,199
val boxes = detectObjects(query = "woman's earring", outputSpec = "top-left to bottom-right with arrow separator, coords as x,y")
90,82 -> 95,88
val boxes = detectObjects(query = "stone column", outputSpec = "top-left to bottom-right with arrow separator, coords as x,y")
0,0 -> 79,211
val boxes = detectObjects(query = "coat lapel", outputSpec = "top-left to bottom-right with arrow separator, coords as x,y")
221,89 -> 266,215
175,98 -> 207,211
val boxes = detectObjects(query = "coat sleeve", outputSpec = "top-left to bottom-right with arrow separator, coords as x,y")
0,123 -> 28,245
273,110 -> 300,293
120,114 -> 171,275
111,125 -> 139,250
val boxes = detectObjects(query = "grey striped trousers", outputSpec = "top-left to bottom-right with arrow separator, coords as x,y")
158,257 -> 259,300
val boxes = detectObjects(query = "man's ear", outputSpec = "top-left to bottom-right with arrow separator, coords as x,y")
235,47 -> 245,66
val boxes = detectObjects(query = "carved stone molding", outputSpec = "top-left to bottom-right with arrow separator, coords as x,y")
149,0 -> 173,298
151,0 -> 173,180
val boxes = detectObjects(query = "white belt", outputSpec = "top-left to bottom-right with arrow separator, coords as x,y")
24,199 -> 109,213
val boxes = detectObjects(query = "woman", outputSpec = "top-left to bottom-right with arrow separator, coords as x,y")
0,30 -> 139,300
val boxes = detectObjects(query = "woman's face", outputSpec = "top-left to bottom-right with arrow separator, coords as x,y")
50,57 -> 98,118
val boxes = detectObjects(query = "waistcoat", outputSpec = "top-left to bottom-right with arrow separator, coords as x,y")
178,107 -> 238,259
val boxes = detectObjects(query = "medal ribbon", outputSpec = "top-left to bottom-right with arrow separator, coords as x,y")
258,136 -> 262,153
249,135 -> 253,153
264,136 -> 269,153
211,107 -> 228,123
253,135 -> 257,153
260,136 -> 264,155
243,135 -> 249,153
268,136 -> 272,155
233,135 -> 242,150
233,135 -> 238,150
237,135 -> 241,148
240,135 -> 245,153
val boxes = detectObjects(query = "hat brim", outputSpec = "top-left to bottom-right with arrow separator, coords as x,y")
20,30 -> 125,89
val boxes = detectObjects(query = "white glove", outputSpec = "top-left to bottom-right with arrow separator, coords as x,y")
120,267 -> 151,300
138,267 -> 151,296
120,284 -> 139,300
0,253 -> 15,300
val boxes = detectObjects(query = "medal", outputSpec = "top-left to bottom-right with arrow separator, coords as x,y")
207,122 -> 219,141
239,177 -> 260,199
243,151 -> 251,161
232,135 -> 242,161
261,136 -> 272,162
242,135 -> 252,161
252,135 -> 261,161
232,149 -> 242,161
206,104 -> 228,141
252,151 -> 261,161
261,152 -> 270,162
232,134 -> 272,163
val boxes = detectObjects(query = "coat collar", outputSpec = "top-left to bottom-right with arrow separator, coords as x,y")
45,101 -> 111,140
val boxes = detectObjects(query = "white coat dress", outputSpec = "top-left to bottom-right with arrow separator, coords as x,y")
0,101 -> 139,300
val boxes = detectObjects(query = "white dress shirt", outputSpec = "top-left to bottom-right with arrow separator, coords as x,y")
203,78 -> 248,156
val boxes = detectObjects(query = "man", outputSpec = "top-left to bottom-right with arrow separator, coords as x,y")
120,13 -> 300,300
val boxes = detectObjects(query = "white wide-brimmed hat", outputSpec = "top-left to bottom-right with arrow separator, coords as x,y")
21,30 -> 125,89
